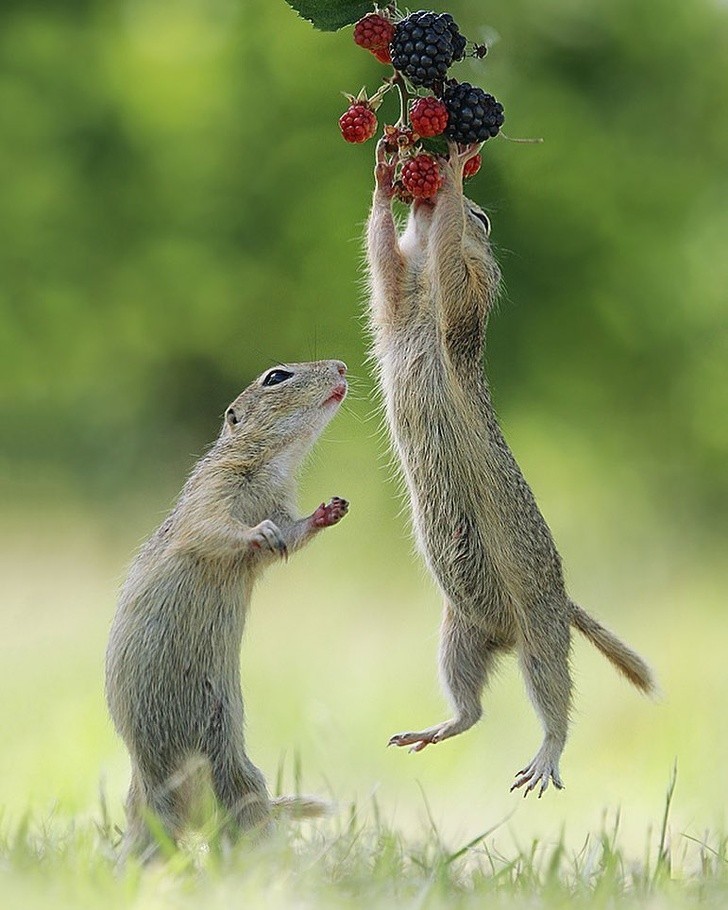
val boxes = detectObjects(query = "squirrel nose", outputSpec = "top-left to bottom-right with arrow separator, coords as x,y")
335,361 -> 347,377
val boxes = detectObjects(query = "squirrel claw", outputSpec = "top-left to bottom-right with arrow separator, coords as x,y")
408,740 -> 430,753
388,727 -> 440,751
388,714 -> 476,751
510,752 -> 565,797
445,141 -> 484,183
447,140 -> 483,162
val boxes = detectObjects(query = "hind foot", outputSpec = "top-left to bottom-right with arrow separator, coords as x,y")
510,741 -> 565,798
388,714 -> 477,753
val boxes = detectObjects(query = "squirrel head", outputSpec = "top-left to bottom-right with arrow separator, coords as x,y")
219,360 -> 347,467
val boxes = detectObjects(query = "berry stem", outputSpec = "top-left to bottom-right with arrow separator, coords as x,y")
392,72 -> 411,128
498,132 -> 544,144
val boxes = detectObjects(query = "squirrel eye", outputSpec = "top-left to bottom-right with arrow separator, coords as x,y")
262,368 -> 294,387
226,407 -> 238,425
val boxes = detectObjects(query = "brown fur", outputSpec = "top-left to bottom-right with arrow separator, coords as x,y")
366,141 -> 655,795
105,360 -> 348,860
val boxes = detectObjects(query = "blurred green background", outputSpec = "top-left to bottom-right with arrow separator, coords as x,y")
1,0 -> 727,865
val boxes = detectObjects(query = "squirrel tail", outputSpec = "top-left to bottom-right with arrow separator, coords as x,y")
271,795 -> 335,820
569,601 -> 656,695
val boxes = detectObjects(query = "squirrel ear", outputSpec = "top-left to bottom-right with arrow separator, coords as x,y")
225,406 -> 238,429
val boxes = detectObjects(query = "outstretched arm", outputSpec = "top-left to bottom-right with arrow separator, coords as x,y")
428,143 -> 481,292
367,140 -> 406,325
166,498 -> 348,562
431,143 -> 500,365
263,497 -> 349,561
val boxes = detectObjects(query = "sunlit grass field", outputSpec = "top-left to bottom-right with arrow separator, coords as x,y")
1,0 -> 726,902
2,405 -> 726,906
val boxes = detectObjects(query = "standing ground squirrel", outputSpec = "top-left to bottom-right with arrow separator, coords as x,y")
106,360 -> 349,860
366,140 -> 655,795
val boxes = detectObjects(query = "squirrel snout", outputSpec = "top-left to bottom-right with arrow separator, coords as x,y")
325,368 -> 348,406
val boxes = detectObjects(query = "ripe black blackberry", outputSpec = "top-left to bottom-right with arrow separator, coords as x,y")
440,13 -> 467,61
390,10 -> 467,88
443,82 -> 505,143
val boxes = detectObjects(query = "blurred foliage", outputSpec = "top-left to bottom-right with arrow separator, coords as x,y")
0,0 -> 726,520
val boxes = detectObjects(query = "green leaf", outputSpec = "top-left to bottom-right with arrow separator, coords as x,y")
282,0 -> 375,32
421,135 -> 449,157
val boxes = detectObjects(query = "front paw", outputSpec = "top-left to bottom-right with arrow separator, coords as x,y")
312,497 -> 349,529
248,519 -> 287,559
374,139 -> 397,198
445,141 -> 482,183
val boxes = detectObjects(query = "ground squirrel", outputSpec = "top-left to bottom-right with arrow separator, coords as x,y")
105,360 -> 349,859
366,140 -> 655,795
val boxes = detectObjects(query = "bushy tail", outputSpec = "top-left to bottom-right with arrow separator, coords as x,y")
271,796 -> 335,820
570,601 -> 656,695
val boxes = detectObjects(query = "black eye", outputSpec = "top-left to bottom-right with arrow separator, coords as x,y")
226,407 -> 238,425
262,368 -> 293,387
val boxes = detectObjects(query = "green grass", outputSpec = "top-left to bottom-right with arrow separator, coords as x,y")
2,771 -> 727,910
2,429 -> 727,908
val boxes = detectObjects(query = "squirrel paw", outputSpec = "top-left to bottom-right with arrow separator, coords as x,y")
374,139 -> 397,198
445,141 -> 483,183
510,749 -> 565,798
248,519 -> 288,559
312,497 -> 349,529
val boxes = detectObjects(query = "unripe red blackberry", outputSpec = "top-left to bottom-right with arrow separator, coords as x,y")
401,153 -> 443,199
353,13 -> 395,52
339,102 -> 378,143
443,82 -> 505,143
463,153 -> 482,179
410,96 -> 449,138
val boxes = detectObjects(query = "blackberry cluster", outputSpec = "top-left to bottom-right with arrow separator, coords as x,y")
390,10 -> 467,88
343,7 -> 510,193
443,82 -> 505,143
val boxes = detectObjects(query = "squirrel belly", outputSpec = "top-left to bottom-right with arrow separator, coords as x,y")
377,321 -> 564,616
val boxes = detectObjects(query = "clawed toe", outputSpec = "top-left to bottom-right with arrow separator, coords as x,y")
388,731 -> 426,748
445,140 -> 484,180
388,729 -> 437,751
409,739 -> 430,753
511,756 -> 564,798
